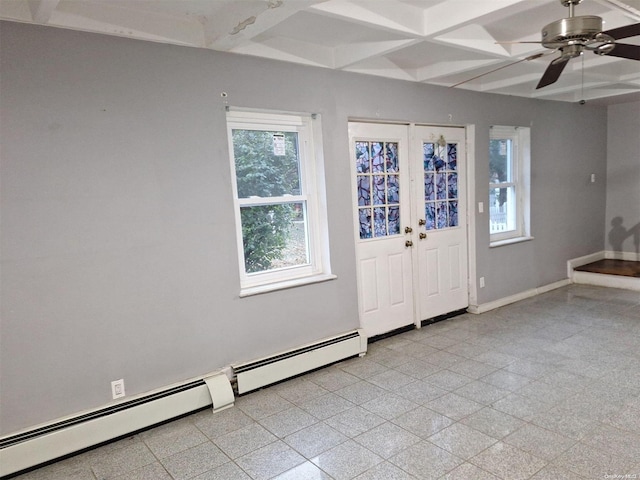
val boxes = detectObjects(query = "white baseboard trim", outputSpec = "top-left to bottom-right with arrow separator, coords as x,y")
572,271 -> 640,291
605,250 -> 640,262
567,251 -> 605,279
467,279 -> 572,314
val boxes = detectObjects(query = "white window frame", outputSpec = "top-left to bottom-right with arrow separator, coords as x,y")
227,109 -> 335,296
489,125 -> 532,247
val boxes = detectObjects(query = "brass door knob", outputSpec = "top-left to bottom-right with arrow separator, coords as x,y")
418,219 -> 426,226
405,226 -> 413,234
419,233 -> 427,240
405,240 -> 413,247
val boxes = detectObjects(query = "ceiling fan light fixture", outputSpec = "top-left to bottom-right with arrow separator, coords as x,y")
556,44 -> 584,61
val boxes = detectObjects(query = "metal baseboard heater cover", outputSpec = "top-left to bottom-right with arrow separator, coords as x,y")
0,373 -> 233,478
233,329 -> 367,394
0,329 -> 366,477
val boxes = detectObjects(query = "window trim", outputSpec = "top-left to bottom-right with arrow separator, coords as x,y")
227,109 -> 334,296
489,125 -> 531,246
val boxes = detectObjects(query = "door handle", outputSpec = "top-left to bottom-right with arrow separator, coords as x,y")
419,233 -> 427,240
418,219 -> 426,226
404,226 -> 413,234
405,240 -> 413,247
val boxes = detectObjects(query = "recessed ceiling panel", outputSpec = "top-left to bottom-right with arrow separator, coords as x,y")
253,10 -> 411,48
384,40 -> 498,70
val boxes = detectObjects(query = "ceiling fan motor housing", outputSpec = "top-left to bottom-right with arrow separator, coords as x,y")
541,15 -> 603,47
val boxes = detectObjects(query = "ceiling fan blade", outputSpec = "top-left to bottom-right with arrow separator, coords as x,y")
602,23 -> 640,40
450,52 -> 549,88
536,57 -> 570,89
605,42 -> 640,60
494,41 -> 543,44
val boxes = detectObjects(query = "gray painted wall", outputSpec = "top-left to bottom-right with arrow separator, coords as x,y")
0,21 -> 607,435
605,101 -> 640,256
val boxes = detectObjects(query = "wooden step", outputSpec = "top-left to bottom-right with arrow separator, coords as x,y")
574,259 -> 640,278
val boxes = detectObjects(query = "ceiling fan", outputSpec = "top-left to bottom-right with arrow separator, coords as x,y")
452,0 -> 640,90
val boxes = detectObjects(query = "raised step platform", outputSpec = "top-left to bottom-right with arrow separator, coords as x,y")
573,259 -> 640,292
575,259 -> 640,277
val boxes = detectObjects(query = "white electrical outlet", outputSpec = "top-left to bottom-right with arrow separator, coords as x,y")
479,277 -> 485,288
478,202 -> 484,213
111,379 -> 125,399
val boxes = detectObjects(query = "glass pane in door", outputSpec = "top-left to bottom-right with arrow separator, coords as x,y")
355,141 -> 401,239
423,142 -> 459,230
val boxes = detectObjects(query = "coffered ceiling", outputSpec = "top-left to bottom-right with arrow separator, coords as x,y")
2,0 -> 639,104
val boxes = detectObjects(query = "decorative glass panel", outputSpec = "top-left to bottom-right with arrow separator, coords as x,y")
371,142 -> 385,172
233,130 -> 301,198
449,201 -> 458,227
436,173 -> 447,200
448,173 -> 458,199
387,175 -> 399,203
354,140 -> 402,239
424,173 -> 435,201
433,153 -> 446,171
374,207 -> 387,236
359,208 -> 372,239
425,203 -> 436,230
373,175 -> 386,205
388,207 -> 400,235
423,141 -> 460,230
357,176 -> 371,206
424,143 -> 435,170
437,201 -> 448,229
447,143 -> 457,170
356,142 -> 370,173
386,143 -> 399,172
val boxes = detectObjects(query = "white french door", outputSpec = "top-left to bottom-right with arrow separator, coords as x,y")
349,122 -> 468,337
413,125 -> 468,322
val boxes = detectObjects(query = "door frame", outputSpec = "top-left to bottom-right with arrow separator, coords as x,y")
349,120 -> 478,331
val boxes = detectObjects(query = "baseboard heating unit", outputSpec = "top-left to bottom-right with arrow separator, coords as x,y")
233,329 -> 367,394
0,373 -> 233,478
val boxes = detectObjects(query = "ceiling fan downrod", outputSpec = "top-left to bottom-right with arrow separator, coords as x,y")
561,0 -> 583,18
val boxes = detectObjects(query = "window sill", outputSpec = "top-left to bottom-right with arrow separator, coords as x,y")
490,235 -> 534,248
239,273 -> 337,297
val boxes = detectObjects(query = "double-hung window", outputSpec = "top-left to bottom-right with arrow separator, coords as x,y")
489,125 -> 531,246
227,110 -> 333,296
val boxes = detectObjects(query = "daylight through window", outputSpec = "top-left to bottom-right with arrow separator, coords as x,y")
227,110 -> 333,295
489,125 -> 531,245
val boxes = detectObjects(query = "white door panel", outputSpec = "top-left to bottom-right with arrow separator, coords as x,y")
349,122 -> 414,337
414,126 -> 468,321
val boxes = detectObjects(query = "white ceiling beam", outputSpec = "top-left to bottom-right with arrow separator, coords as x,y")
416,59 -> 502,82
27,0 -> 59,24
422,0 -> 537,37
205,1 -> 326,51
480,72 -> 545,91
620,71 -> 640,82
309,0 -> 423,36
230,38 -> 334,68
435,24 -> 510,57
334,39 -> 419,69
0,0 -> 33,22
530,79 -> 603,99
51,1 -> 205,46
345,57 -> 417,82
595,0 -> 640,21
